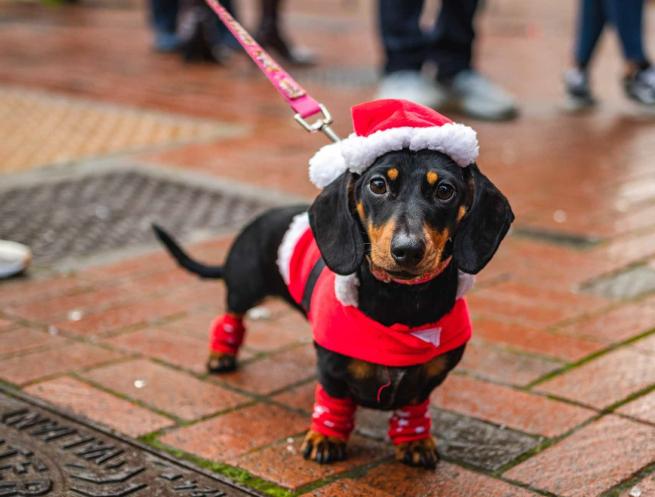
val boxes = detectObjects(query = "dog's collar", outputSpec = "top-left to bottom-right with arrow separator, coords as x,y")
368,256 -> 453,286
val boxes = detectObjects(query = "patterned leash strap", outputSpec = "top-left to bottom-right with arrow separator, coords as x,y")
205,0 -> 340,142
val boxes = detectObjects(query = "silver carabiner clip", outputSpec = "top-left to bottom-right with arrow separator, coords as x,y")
294,104 -> 340,143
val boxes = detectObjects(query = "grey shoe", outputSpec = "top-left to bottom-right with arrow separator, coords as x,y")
440,70 -> 518,121
564,68 -> 596,111
376,71 -> 445,108
0,240 -> 31,279
624,66 -> 655,106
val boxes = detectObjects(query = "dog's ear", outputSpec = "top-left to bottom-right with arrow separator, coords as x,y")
308,172 -> 365,275
453,164 -> 514,274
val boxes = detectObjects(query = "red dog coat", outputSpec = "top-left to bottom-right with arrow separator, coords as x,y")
284,224 -> 472,367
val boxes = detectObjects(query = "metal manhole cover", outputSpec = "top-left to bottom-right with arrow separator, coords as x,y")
0,169 -> 273,267
0,388 -> 258,496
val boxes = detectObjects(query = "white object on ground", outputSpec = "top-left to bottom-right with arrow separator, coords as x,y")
0,240 -> 31,279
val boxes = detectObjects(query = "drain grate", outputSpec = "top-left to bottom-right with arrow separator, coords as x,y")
0,169 -> 274,266
0,388 -> 258,496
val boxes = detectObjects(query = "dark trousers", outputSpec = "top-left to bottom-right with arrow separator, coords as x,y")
149,0 -> 236,45
378,0 -> 479,81
575,0 -> 648,68
150,0 -> 178,34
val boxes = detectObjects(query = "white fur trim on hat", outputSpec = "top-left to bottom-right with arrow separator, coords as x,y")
309,124 -> 479,188
277,212 -> 310,284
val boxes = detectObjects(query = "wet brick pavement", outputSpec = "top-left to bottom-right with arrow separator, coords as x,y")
1,0 -> 655,496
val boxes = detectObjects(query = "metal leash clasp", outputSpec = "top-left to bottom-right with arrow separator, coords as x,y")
294,104 -> 340,143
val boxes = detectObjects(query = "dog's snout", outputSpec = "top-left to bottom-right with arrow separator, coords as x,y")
391,234 -> 425,266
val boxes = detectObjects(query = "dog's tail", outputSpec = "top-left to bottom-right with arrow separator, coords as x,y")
152,224 -> 224,279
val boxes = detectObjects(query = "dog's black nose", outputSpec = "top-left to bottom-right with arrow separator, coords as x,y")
391,235 -> 425,266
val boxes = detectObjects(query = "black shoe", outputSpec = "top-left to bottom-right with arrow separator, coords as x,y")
564,68 -> 596,111
624,66 -> 655,106
255,28 -> 316,67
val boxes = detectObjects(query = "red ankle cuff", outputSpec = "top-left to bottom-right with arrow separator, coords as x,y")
310,384 -> 356,442
388,399 -> 432,445
209,314 -> 245,355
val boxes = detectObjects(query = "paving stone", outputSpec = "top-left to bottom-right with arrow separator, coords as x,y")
235,435 -> 389,490
537,347 -> 655,409
617,390 -> 655,424
0,342 -> 123,385
556,303 -> 655,345
53,297 -> 189,337
471,317 -> 604,362
0,326 -> 67,356
0,318 -> 15,331
505,415 -> 655,497
6,284 -> 134,323
159,403 -> 308,462
272,381 -> 315,413
83,359 -> 247,420
432,374 -> 594,437
362,461 -> 538,497
244,312 -> 312,352
621,475 -> 655,497
459,339 -> 563,387
355,407 -> 540,472
632,333 -> 655,355
305,479 -> 394,497
0,86 -> 237,173
25,376 -> 173,437
104,327 -> 209,373
217,344 -> 316,395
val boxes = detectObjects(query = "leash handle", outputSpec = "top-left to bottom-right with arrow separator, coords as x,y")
205,0 -> 339,142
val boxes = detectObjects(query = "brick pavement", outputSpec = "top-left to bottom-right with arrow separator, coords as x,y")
1,1 -> 655,496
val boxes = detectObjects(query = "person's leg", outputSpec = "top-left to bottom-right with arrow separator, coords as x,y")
604,0 -> 648,66
565,0 -> 605,109
255,0 -> 316,65
574,0 -> 606,69
376,0 -> 443,107
606,0 -> 655,105
431,0 -> 478,82
378,0 -> 427,74
430,0 -> 517,121
150,0 -> 180,51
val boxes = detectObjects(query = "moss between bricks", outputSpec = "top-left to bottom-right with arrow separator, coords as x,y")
140,434 -> 293,497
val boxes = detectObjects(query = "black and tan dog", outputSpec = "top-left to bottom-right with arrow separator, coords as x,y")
154,101 -> 513,469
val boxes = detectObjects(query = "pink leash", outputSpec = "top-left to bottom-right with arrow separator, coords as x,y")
205,0 -> 340,143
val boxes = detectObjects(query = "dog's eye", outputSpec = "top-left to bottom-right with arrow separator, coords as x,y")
369,177 -> 388,195
436,183 -> 455,201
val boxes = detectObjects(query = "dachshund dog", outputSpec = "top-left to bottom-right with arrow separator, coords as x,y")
154,145 -> 513,469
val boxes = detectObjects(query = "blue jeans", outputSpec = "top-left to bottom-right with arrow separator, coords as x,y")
378,0 -> 479,81
575,0 -> 648,68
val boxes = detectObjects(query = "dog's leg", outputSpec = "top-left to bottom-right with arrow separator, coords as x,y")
301,384 -> 355,464
206,313 -> 245,373
389,399 -> 438,469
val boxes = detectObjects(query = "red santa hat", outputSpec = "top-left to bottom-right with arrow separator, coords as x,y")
309,99 -> 479,188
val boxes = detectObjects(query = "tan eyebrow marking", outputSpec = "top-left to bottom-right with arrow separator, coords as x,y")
457,205 -> 467,222
426,171 -> 439,185
387,168 -> 399,181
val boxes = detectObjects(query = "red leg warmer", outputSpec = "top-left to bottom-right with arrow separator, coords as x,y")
388,399 -> 432,445
209,314 -> 245,355
310,384 -> 356,442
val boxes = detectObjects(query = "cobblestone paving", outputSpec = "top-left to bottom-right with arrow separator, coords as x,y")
1,1 -> 655,496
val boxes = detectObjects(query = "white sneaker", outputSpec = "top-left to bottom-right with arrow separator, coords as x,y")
441,70 -> 518,121
0,240 -> 31,279
376,71 -> 445,108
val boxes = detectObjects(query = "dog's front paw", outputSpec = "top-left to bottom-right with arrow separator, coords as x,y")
301,430 -> 347,464
206,352 -> 237,373
395,437 -> 439,469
